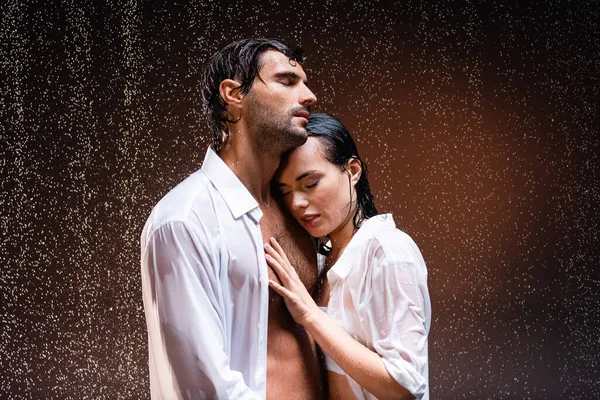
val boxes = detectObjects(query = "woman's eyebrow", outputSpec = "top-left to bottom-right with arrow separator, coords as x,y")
295,170 -> 317,181
276,170 -> 318,187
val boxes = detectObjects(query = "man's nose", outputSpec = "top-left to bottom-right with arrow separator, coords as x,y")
300,84 -> 317,106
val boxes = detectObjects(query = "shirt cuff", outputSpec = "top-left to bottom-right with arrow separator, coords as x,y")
381,357 -> 427,399
324,352 -> 345,375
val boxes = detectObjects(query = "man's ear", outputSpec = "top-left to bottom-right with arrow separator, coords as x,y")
219,79 -> 244,110
347,158 -> 362,186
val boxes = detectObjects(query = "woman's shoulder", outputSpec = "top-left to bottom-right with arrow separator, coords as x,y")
363,215 -> 424,265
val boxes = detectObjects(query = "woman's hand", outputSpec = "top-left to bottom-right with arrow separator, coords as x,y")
267,239 -> 417,400
265,237 -> 319,326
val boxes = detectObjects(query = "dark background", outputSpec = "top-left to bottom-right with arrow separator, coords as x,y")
2,0 -> 598,398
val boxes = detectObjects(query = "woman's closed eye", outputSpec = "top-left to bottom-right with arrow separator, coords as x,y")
305,180 -> 319,189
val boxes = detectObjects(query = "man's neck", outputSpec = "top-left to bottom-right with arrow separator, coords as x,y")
218,137 -> 281,206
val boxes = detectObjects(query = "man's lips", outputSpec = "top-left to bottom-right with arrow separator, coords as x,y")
294,110 -> 310,120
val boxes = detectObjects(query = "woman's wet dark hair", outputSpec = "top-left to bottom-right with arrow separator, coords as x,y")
306,113 -> 379,233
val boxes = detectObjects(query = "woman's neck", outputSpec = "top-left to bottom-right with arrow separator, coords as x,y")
326,213 -> 359,267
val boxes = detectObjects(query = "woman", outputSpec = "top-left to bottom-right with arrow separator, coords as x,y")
265,113 -> 431,400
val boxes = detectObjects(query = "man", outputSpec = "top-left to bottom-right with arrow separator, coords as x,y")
141,38 -> 324,399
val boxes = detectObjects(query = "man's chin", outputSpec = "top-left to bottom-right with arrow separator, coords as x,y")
285,127 -> 308,148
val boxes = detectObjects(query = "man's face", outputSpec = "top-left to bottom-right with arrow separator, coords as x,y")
242,50 -> 317,154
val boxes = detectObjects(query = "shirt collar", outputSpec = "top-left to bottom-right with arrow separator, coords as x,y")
201,146 -> 262,222
328,214 -> 396,280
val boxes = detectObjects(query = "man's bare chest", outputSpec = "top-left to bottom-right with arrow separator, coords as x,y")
259,203 -> 318,293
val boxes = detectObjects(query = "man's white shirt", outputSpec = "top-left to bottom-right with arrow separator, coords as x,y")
141,147 -> 267,399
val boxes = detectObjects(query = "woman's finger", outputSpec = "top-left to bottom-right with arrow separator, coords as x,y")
265,241 -> 304,285
267,240 -> 300,280
270,237 -> 292,265
266,253 -> 289,278
268,279 -> 293,299
265,243 -> 290,271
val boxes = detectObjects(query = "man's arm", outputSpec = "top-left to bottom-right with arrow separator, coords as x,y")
142,220 -> 262,399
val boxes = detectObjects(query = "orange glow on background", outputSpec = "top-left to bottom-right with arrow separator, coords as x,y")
2,1 -> 597,398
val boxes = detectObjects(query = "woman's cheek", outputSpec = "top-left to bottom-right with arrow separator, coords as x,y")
284,197 -> 295,215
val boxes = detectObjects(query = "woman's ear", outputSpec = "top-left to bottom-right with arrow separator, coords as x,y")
219,79 -> 244,111
347,157 -> 362,186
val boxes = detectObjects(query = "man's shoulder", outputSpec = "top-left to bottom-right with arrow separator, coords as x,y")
143,169 -> 219,236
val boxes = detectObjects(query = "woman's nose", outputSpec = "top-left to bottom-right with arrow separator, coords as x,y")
292,192 -> 309,210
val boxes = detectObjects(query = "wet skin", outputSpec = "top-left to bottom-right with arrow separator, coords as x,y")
239,50 -> 325,399
261,197 -> 327,400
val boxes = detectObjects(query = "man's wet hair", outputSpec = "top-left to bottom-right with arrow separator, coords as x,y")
200,38 -> 305,152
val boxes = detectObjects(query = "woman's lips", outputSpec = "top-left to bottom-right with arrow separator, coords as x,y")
301,214 -> 320,229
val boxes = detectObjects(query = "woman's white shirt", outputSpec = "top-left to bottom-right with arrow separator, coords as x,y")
324,214 -> 431,400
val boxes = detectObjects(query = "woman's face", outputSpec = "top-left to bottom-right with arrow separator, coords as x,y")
276,136 -> 360,238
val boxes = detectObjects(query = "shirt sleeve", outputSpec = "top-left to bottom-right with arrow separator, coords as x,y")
143,220 -> 262,400
358,235 -> 429,399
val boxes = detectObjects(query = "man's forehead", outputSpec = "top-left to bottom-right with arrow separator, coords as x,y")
259,49 -> 307,79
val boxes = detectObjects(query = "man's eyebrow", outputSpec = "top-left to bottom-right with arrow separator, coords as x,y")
273,71 -> 308,84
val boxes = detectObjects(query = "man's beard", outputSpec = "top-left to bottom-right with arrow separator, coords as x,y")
245,94 -> 309,155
